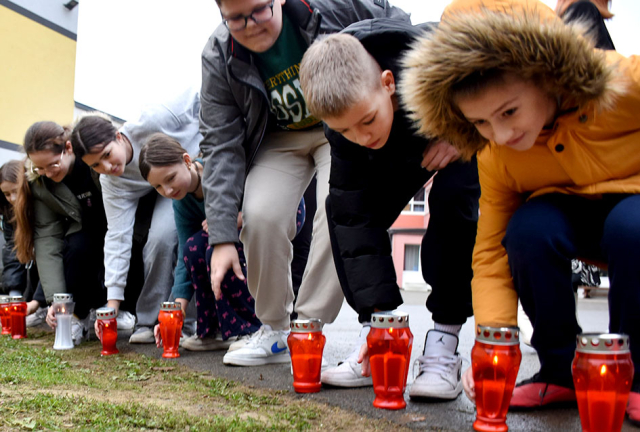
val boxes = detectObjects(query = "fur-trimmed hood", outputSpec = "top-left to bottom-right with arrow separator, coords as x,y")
399,0 -> 624,160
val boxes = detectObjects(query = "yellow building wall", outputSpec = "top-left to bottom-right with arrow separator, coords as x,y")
0,5 -> 76,147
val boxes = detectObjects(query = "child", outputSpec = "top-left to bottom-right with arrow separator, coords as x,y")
138,133 -> 261,351
400,0 -> 640,422
14,122 -> 108,344
299,23 -> 480,398
0,160 -> 45,323
71,88 -> 202,344
200,0 -> 411,367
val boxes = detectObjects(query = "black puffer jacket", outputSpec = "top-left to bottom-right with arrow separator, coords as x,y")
327,19 -> 435,317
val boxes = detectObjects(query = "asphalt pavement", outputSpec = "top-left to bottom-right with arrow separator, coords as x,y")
125,288 -> 638,432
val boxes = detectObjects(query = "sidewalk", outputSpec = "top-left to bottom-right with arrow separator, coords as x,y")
129,290 -> 636,432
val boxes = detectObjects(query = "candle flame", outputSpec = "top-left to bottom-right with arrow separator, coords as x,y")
308,333 -> 313,340
388,328 -> 394,334
170,313 -> 174,319
600,365 -> 607,376
61,308 -> 66,313
105,323 -> 109,328
493,355 -> 499,366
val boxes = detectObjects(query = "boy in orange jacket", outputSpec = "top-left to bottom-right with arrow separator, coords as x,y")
400,0 -> 640,422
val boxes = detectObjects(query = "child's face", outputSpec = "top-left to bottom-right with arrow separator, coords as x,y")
28,142 -> 74,183
0,181 -> 18,206
220,0 -> 285,53
456,74 -> 557,152
323,70 -> 396,150
146,158 -> 192,201
81,133 -> 129,177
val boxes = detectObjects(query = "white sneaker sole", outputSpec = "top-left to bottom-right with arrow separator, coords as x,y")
321,376 -> 373,388
223,352 -> 290,366
409,381 -> 463,400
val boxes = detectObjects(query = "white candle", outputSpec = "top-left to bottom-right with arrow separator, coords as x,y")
53,314 -> 74,350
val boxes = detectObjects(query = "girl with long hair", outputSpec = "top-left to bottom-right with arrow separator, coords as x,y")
14,121 -> 107,344
138,133 -> 262,351
0,160 -> 45,323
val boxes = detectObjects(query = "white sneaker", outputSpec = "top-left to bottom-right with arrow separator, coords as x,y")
116,310 -> 136,330
227,333 -> 252,352
71,315 -> 90,345
26,306 -> 49,327
182,333 -> 234,351
321,325 -> 373,387
129,326 -> 155,344
222,325 -> 290,366
409,330 -> 463,400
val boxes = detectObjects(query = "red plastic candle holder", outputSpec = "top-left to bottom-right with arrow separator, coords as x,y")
96,307 -> 119,356
158,302 -> 183,358
9,296 -> 27,339
287,318 -> 326,393
367,310 -> 413,410
472,325 -> 522,432
0,295 -> 11,335
572,333 -> 634,432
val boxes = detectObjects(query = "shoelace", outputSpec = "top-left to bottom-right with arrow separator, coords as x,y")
413,354 -> 459,378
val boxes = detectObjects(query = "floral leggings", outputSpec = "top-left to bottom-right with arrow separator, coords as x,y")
183,230 -> 261,340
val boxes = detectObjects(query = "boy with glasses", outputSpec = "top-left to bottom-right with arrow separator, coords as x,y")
200,0 -> 410,366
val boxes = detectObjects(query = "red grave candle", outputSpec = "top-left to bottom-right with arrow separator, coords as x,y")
9,295 -> 27,339
572,333 -> 634,432
158,302 -> 183,358
287,318 -> 326,393
367,310 -> 413,410
96,307 -> 119,356
0,295 -> 11,335
472,325 -> 522,432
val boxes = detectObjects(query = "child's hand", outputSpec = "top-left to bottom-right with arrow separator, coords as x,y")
422,139 -> 461,171
45,306 -> 57,329
210,243 -> 244,301
462,367 -> 476,403
356,342 -> 371,377
94,319 -> 102,340
201,219 -> 209,234
154,324 -> 162,348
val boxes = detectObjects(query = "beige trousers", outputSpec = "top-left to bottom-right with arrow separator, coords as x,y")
240,128 -> 344,330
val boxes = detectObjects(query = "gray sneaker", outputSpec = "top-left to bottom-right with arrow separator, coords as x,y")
129,326 -> 155,344
182,334 -> 234,351
26,306 -> 49,327
71,315 -> 90,345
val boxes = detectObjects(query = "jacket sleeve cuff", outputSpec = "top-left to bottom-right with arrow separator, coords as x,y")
106,287 -> 125,302
172,282 -> 194,302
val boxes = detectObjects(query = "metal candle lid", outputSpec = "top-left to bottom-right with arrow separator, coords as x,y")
371,310 -> 410,329
160,302 -> 181,312
576,333 -> 630,354
53,293 -> 73,303
0,295 -> 9,303
290,318 -> 323,333
9,295 -> 25,303
475,325 -> 520,346
96,307 -> 117,320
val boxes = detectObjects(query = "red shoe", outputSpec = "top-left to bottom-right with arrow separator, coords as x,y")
509,374 -> 577,410
628,392 -> 640,427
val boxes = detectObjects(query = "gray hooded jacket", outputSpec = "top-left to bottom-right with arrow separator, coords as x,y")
199,0 -> 410,245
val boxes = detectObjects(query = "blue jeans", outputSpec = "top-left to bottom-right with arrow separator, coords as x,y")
503,193 -> 640,388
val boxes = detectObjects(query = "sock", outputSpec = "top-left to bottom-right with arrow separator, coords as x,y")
434,322 -> 462,336
424,327 -> 460,356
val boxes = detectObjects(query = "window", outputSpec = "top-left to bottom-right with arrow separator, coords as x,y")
404,244 -> 420,271
402,186 -> 426,213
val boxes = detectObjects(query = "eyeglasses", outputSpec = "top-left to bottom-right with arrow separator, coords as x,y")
223,0 -> 275,31
31,150 -> 65,175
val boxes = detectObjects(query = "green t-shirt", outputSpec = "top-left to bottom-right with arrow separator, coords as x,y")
254,14 -> 320,131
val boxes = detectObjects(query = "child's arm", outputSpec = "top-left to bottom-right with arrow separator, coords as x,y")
472,151 -> 524,326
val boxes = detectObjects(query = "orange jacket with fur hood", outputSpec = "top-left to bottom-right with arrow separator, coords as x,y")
400,0 -> 640,326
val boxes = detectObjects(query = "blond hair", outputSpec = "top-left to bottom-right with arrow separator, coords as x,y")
556,0 -> 613,19
299,33 -> 381,119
